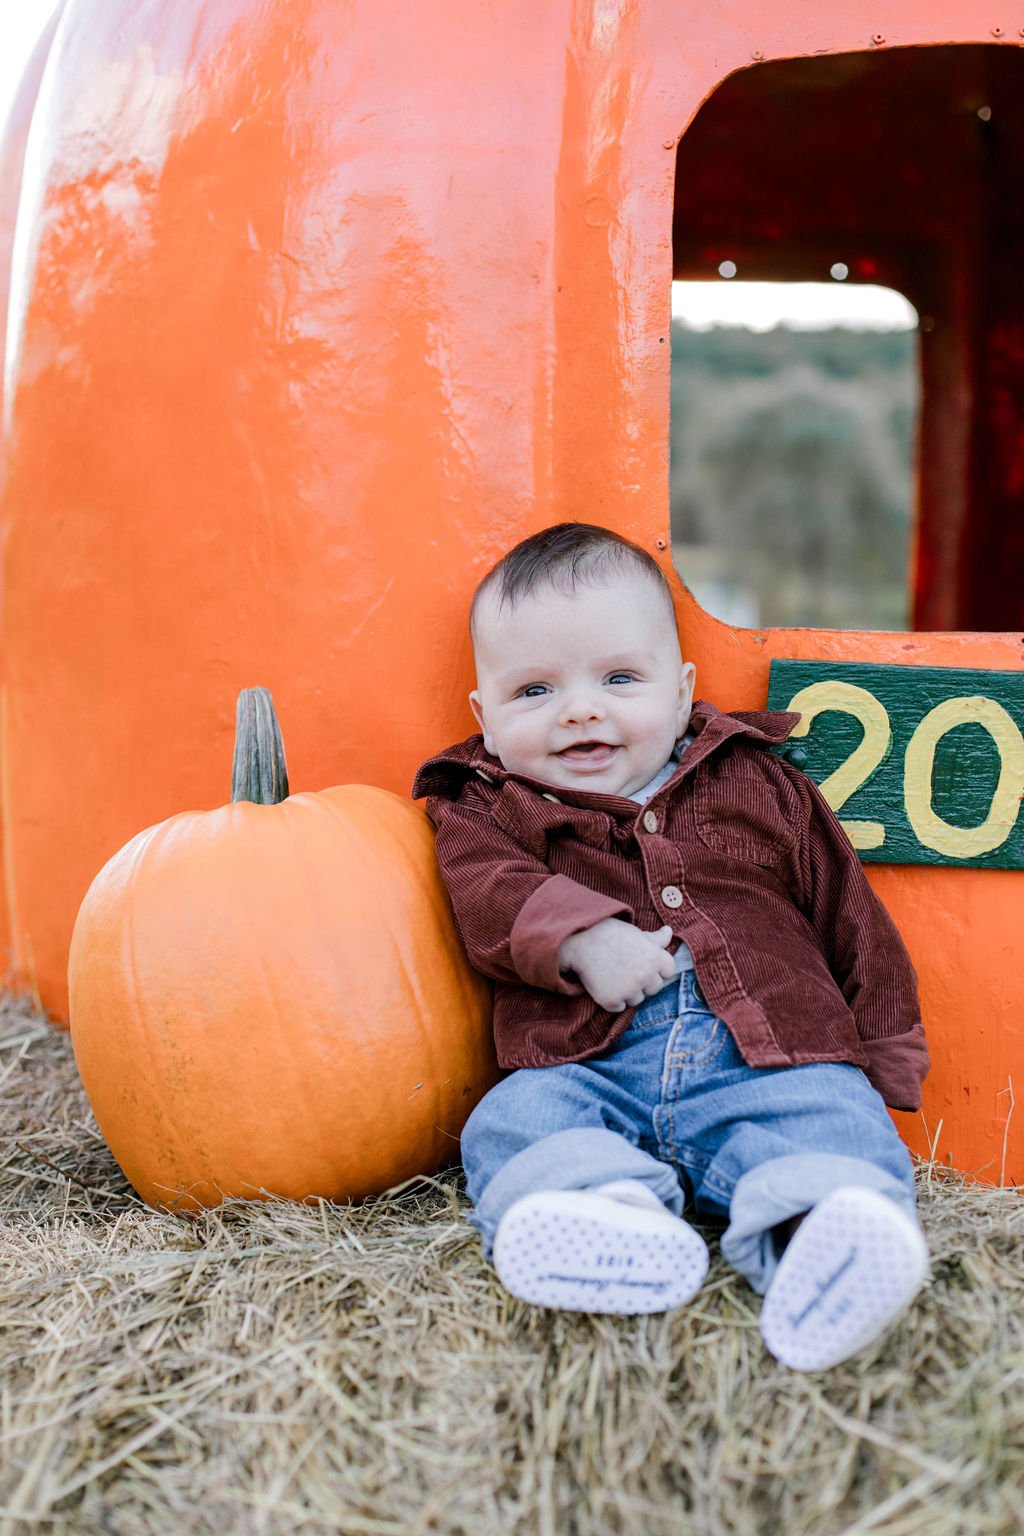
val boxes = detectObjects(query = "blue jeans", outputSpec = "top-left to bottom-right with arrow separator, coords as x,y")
461,972 -> 918,1293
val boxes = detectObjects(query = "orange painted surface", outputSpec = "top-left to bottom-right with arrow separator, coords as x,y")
1,1 -> 1021,1182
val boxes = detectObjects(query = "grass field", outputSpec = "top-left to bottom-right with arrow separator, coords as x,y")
2,998 -> 1022,1535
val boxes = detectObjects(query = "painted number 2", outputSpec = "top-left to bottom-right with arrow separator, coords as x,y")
785,680 -> 1024,856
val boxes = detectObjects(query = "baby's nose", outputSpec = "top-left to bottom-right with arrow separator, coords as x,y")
561,690 -> 606,724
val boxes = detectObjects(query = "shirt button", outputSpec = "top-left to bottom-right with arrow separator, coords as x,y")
642,810 -> 659,833
661,885 -> 683,908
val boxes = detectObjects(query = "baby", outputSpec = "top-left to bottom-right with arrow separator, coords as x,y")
413,522 -> 929,1370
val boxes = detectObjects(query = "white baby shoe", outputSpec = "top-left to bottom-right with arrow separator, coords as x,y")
492,1178 -> 709,1314
759,1185 -> 929,1371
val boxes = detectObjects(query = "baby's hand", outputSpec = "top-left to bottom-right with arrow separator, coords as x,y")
558,918 -> 676,1012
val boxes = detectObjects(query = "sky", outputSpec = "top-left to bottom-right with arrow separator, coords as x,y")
0,3 -> 916,332
671,279 -> 917,332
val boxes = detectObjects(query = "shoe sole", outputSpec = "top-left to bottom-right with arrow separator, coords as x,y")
492,1190 -> 710,1314
759,1186 -> 928,1371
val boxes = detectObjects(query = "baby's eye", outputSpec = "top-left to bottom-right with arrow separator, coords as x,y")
520,684 -> 549,699
607,672 -> 636,686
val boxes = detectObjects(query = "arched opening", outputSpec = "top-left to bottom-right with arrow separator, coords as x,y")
671,44 -> 1024,632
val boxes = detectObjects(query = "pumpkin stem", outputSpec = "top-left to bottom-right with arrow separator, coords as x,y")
231,688 -> 290,804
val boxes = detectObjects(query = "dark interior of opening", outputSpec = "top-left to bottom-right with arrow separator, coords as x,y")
672,44 -> 1024,632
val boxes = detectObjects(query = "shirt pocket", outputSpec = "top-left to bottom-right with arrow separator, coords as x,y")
491,781 -> 613,857
693,754 -> 794,869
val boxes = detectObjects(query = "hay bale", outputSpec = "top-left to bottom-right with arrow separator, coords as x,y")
1,999 -> 1022,1535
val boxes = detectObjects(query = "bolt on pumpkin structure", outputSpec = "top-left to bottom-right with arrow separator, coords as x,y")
1,0 -> 1022,1183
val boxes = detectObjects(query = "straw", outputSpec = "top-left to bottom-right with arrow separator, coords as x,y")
1,997 -> 1021,1535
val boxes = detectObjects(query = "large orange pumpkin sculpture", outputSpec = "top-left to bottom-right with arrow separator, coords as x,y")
68,690 -> 497,1209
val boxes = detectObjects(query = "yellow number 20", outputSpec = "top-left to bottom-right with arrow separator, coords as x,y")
784,683 -> 1024,859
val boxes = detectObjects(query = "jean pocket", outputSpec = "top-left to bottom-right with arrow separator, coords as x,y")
629,976 -> 683,1031
666,1011 -> 728,1069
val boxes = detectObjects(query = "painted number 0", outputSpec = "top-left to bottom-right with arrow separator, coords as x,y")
785,682 -> 1024,857
905,697 -> 1024,857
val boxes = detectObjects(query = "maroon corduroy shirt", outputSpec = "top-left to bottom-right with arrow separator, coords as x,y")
412,700 -> 928,1111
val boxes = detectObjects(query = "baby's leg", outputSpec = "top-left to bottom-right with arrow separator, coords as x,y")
683,1055 -> 926,1369
461,1007 -> 708,1313
462,1069 -> 684,1246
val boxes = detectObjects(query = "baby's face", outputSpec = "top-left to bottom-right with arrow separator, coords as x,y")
470,570 -> 695,798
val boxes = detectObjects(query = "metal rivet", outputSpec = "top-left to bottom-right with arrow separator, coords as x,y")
655,537 -> 668,551
992,25 -> 1004,37
663,138 -> 675,150
751,50 -> 764,61
871,31 -> 885,45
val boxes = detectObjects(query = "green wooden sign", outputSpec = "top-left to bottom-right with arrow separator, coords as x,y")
766,660 -> 1024,868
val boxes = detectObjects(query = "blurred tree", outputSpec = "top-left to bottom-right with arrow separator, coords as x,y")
670,323 -> 916,629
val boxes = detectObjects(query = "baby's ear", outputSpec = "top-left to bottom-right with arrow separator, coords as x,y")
469,690 -> 493,752
677,662 -> 696,728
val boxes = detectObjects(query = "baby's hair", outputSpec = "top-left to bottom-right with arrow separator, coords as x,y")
470,523 -> 676,635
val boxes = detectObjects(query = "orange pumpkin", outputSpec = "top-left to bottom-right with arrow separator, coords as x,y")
68,690 -> 497,1209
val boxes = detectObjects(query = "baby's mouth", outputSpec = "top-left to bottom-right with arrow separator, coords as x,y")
557,741 -> 619,764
